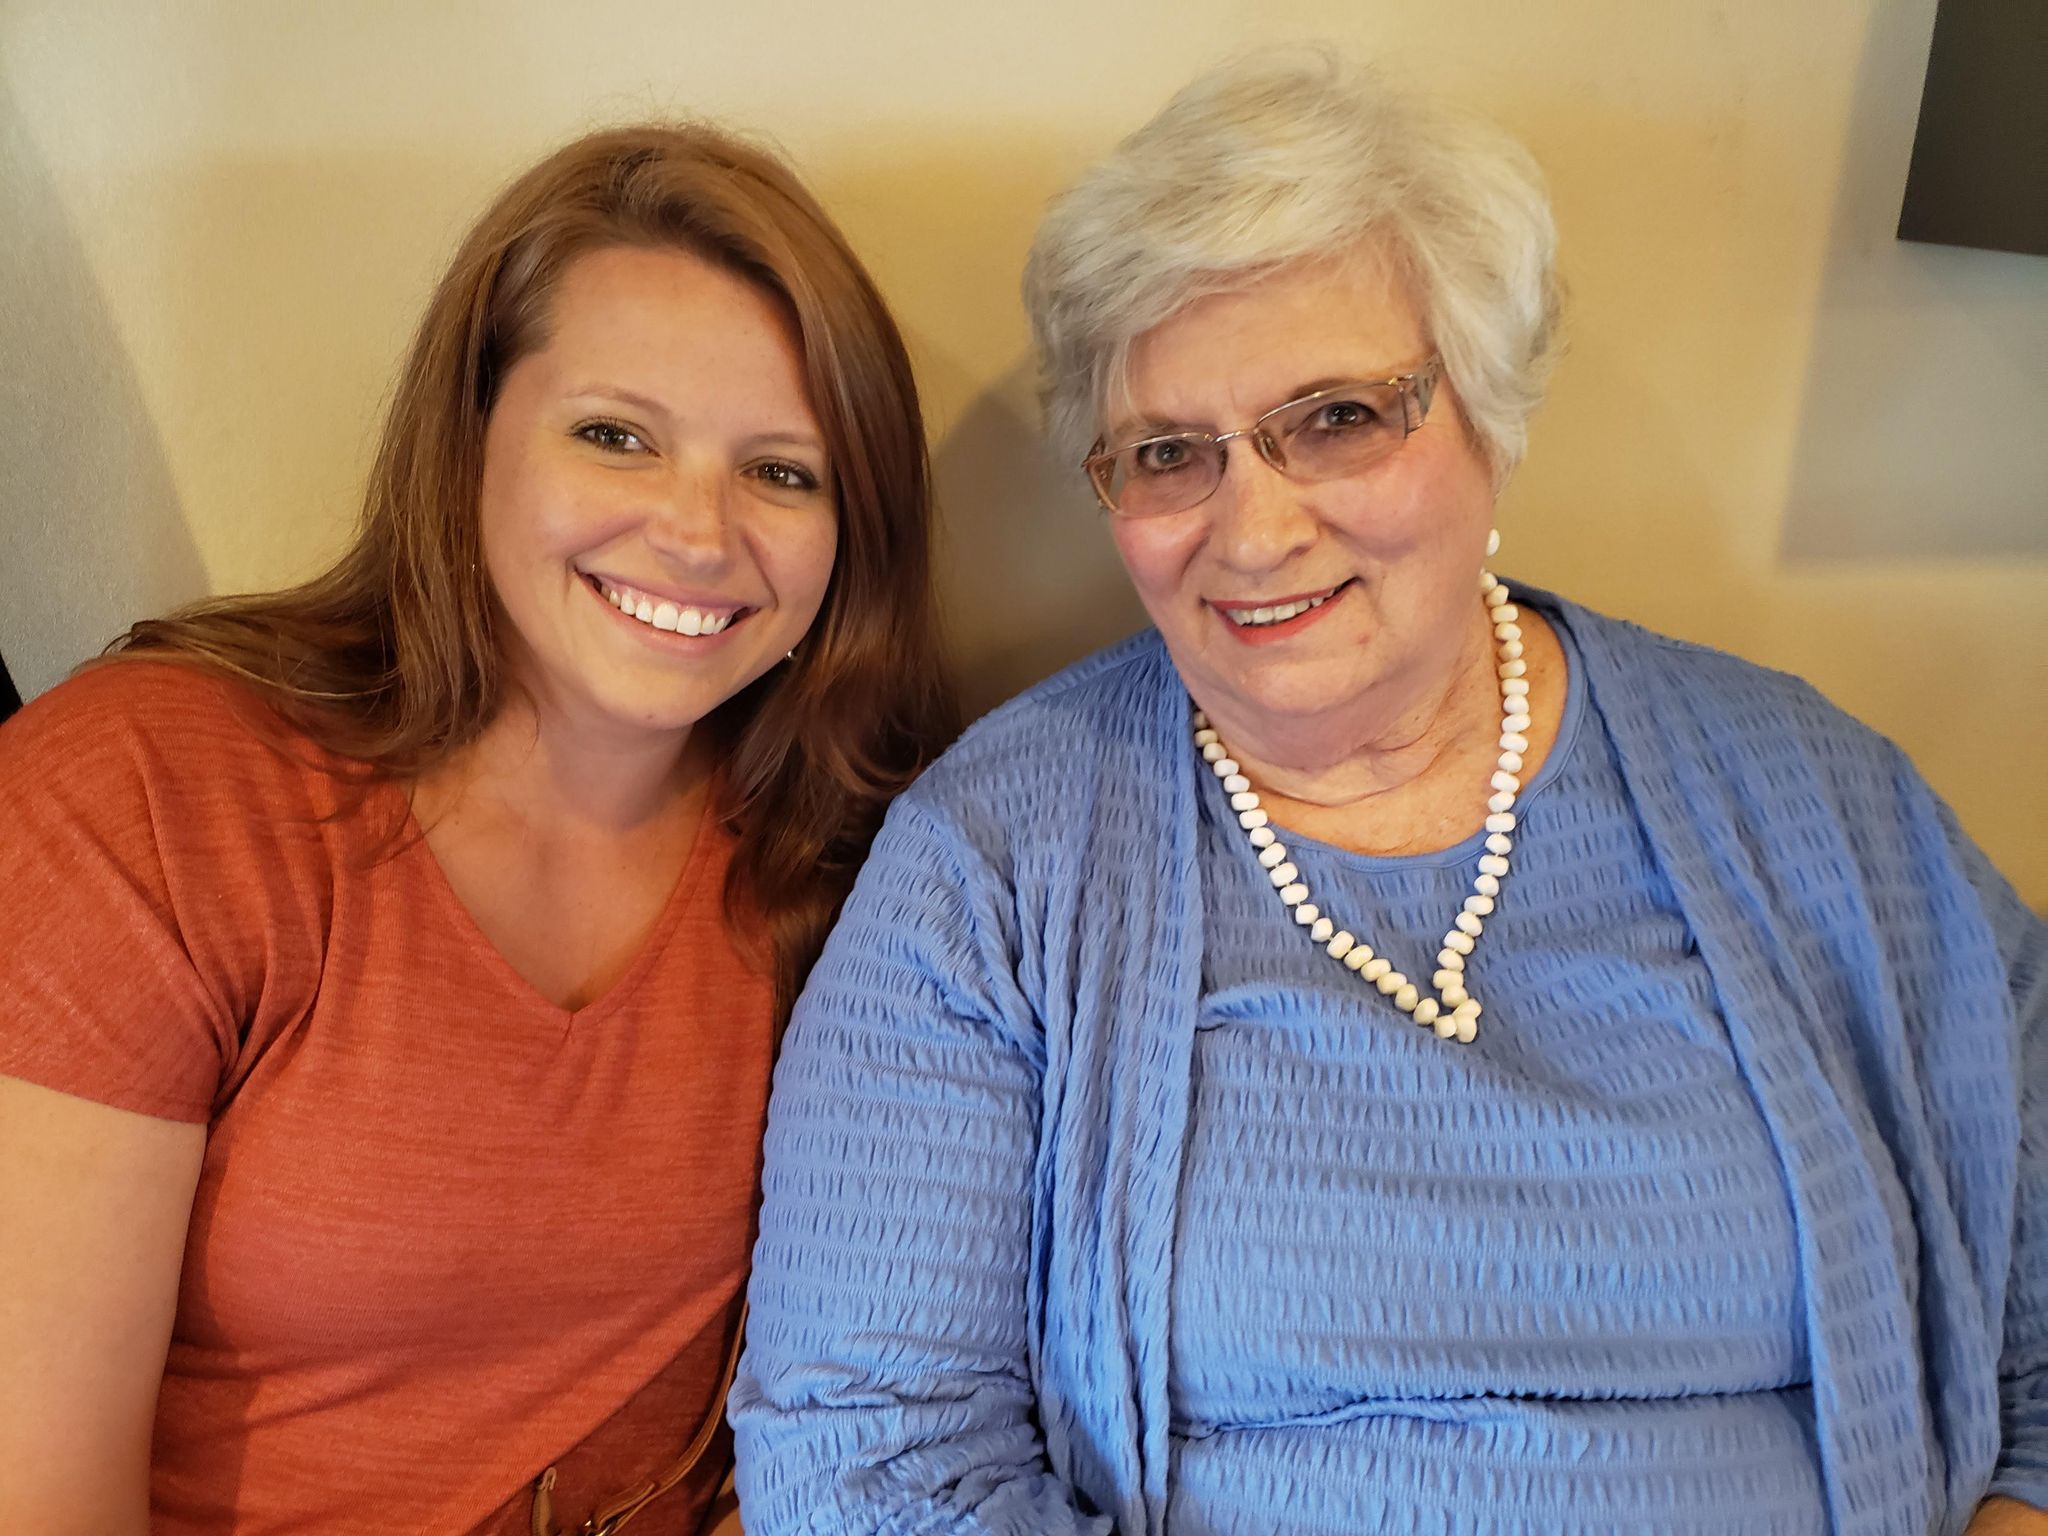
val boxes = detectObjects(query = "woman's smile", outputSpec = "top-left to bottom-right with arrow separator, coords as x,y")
581,571 -> 755,642
1209,578 -> 1355,645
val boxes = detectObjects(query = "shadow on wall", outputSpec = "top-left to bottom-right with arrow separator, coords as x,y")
814,139 -> 1152,721
931,358 -> 1149,720
1779,0 -> 2048,564
0,76 -> 206,699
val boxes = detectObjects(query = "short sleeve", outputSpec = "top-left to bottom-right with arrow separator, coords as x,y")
0,664 -> 255,1121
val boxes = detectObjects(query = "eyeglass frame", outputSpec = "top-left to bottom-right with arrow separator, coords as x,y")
1081,356 -> 1443,517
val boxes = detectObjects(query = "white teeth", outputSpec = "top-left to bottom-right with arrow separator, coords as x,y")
1225,589 -> 1336,627
592,578 -> 741,637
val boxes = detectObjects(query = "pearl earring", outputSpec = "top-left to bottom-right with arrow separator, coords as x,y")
1486,527 -> 1501,558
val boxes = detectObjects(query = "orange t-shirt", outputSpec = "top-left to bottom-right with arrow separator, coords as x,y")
0,661 -> 774,1534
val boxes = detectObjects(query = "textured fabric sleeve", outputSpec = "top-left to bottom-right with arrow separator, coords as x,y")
0,666 -> 241,1121
731,796 -> 1112,1535
1985,839 -> 2048,1508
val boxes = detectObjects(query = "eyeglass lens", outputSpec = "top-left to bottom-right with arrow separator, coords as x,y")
1092,377 -> 1418,517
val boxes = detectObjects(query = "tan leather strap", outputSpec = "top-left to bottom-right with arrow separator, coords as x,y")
530,1302 -> 749,1536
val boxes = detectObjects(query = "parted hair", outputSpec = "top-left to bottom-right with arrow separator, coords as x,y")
1022,48 -> 1564,485
110,122 -> 958,1019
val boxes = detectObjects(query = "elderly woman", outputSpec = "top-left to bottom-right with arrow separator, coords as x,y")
731,53 -> 2045,1536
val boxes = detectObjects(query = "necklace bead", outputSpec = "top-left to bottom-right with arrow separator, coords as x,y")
1195,572 -> 1530,1044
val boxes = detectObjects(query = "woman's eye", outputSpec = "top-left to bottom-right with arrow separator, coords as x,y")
751,459 -> 823,494
1308,399 -> 1383,432
574,420 -> 647,453
1133,438 -> 1196,475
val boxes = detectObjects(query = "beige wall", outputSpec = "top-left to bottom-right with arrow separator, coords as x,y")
3,1 -> 2043,905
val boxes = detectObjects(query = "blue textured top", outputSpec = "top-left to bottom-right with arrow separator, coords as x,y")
732,594 -> 2047,1536
1169,608 -> 1822,1531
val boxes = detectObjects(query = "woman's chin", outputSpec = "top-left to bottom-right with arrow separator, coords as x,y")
1205,657 -> 1378,725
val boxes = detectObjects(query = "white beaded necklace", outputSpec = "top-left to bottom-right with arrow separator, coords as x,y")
1194,551 -> 1529,1044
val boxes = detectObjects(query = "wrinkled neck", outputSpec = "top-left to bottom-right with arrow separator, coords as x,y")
1199,603 -> 1498,811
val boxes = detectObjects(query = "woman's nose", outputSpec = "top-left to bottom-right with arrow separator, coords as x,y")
1208,447 -> 1317,572
644,464 -> 737,568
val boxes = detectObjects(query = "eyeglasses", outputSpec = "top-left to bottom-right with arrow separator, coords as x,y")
1082,358 -> 1442,518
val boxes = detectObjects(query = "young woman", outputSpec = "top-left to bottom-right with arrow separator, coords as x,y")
0,123 -> 954,1535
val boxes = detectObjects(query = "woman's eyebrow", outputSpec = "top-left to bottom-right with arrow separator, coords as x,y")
1106,373 -> 1396,442
1105,415 -> 1194,443
562,382 -> 673,419
564,385 -> 827,452
743,429 -> 830,456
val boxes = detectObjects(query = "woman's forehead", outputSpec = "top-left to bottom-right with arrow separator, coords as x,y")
1111,254 -> 1427,433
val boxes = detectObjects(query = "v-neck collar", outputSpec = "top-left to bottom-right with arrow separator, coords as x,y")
392,779 -> 723,1026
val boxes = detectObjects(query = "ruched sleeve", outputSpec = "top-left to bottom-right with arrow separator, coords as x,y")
1988,853 -> 2048,1509
731,797 -> 1112,1535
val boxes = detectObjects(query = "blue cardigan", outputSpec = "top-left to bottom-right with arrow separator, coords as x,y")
732,598 -> 2046,1536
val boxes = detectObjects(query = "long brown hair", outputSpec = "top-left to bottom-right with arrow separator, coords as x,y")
111,123 -> 957,1017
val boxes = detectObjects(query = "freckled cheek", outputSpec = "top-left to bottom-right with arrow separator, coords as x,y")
742,507 -> 837,604
787,535 -> 839,615
505,474 -> 647,562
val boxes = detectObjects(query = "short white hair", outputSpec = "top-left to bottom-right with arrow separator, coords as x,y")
1022,48 -> 1563,486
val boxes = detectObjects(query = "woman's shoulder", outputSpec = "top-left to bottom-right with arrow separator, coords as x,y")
902,631 -> 1177,809
978,629 -> 1177,730
0,660 -> 373,1122
1550,589 -> 2030,913
10,656 -> 275,754
859,630 -> 1184,886
1,657 -> 369,840
1549,591 -> 1900,766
